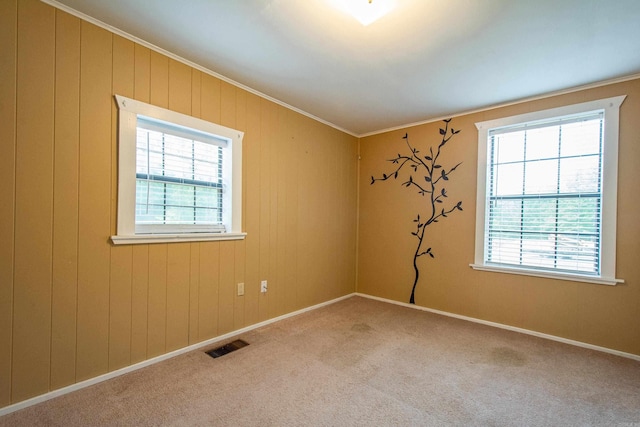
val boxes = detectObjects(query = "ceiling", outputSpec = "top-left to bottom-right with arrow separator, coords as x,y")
49,0 -> 640,136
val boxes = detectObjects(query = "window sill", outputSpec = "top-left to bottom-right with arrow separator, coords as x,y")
111,232 -> 247,245
469,264 -> 623,286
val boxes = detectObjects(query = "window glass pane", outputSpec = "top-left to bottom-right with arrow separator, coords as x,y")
164,154 -> 191,179
524,159 -> 558,194
488,199 -> 521,232
136,148 -> 148,174
147,130 -> 163,152
135,180 -> 165,224
135,180 -> 150,218
147,181 -> 165,206
135,179 -> 147,198
522,198 -> 556,233
558,156 -> 600,193
560,119 -> 601,157
146,151 -> 163,176
194,160 -> 217,182
166,206 -> 195,224
195,207 -> 218,224
525,126 -> 559,161
520,236 -> 555,269
135,204 -> 165,224
487,231 -> 521,265
493,163 -> 523,196
164,134 -> 192,157
165,183 -> 195,209
196,187 -> 218,208
557,198 -> 600,235
136,130 -> 149,173
136,180 -> 165,206
555,235 -> 598,273
194,141 -> 217,163
136,129 -> 165,176
494,131 -> 524,163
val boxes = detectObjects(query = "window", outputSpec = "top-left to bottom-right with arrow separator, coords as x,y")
112,95 -> 245,244
472,96 -> 625,285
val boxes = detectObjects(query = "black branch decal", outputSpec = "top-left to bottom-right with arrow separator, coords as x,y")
371,120 -> 463,304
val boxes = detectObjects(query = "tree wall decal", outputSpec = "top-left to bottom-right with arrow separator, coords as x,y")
370,119 -> 463,304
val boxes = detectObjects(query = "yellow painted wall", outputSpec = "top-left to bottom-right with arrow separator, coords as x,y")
358,78 -> 640,357
0,0 -> 358,408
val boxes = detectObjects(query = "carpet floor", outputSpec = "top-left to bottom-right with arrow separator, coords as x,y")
1,296 -> 639,426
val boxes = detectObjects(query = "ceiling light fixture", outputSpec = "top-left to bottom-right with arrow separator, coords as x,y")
330,0 -> 397,26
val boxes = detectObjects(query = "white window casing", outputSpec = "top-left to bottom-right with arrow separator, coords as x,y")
112,95 -> 245,245
472,95 -> 625,285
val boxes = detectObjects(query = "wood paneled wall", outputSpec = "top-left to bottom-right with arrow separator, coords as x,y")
0,0 -> 358,407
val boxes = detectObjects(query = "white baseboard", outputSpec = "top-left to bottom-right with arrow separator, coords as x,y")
0,293 -> 355,417
355,293 -> 640,362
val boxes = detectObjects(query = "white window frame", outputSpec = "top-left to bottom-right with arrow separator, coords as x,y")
111,95 -> 245,245
472,95 -> 625,285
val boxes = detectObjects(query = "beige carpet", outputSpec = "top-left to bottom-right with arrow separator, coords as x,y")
1,296 -> 639,426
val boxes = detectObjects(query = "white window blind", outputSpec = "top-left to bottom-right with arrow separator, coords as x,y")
485,112 -> 603,275
135,117 -> 228,234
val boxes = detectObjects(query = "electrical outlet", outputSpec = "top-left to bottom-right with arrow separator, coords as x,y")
260,280 -> 268,293
237,282 -> 244,296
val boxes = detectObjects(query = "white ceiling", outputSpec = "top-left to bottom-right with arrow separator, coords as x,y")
50,0 -> 640,136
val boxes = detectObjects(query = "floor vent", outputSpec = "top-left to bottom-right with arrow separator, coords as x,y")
205,339 -> 249,358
